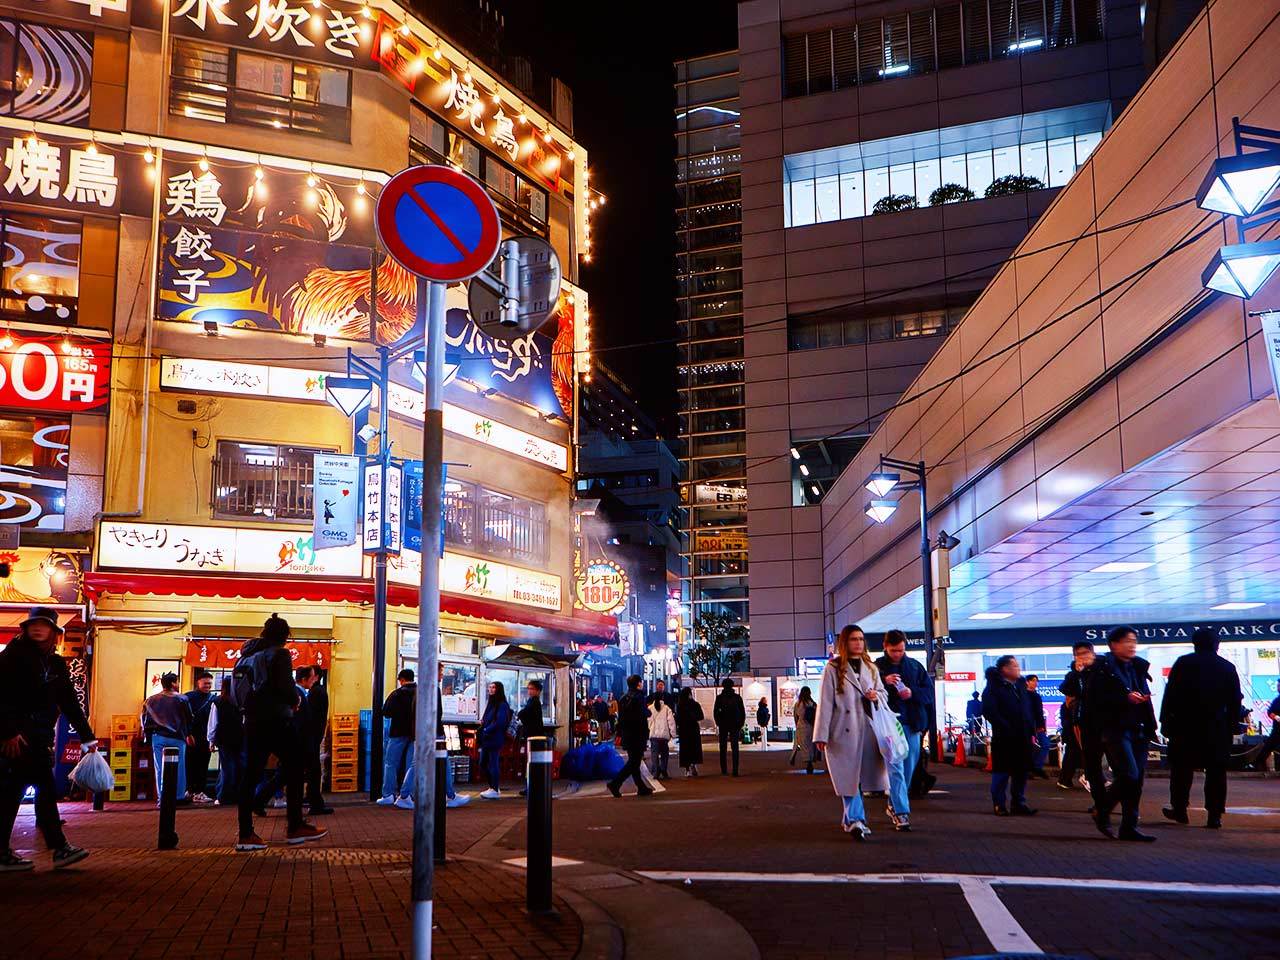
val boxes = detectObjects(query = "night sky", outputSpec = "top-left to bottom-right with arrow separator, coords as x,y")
502,1 -> 739,436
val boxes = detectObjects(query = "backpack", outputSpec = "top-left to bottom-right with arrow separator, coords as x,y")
230,650 -> 268,711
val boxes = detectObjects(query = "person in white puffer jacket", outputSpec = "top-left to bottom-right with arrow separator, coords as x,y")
647,697 -> 678,781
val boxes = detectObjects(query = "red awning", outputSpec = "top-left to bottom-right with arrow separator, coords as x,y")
83,571 -> 618,640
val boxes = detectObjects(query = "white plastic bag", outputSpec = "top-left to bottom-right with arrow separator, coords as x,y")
870,703 -> 909,764
69,750 -> 115,794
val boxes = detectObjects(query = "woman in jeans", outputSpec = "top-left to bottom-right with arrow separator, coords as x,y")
477,682 -> 511,800
647,696 -> 677,780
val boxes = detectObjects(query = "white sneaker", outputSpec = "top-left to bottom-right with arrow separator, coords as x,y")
269,797 -> 287,809
191,793 -> 214,805
394,796 -> 414,810
446,794 -> 471,808
478,788 -> 500,800
375,795 -> 396,806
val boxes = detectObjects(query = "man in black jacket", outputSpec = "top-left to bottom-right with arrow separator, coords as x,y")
0,607 -> 96,870
1160,627 -> 1242,829
876,629 -> 935,818
713,678 -> 746,776
184,670 -> 216,802
378,669 -> 417,807
1085,626 -> 1157,841
235,614 -> 326,851
981,657 -> 1037,817
297,667 -> 333,816
607,675 -> 653,798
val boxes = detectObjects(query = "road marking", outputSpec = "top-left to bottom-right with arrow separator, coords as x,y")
502,855 -> 583,869
958,877 -> 1041,955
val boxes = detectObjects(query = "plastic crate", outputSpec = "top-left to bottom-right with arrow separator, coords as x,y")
109,784 -> 131,802
449,755 -> 470,784
331,730 -> 357,748
331,760 -> 357,777
110,747 -> 131,764
331,775 -> 358,793
111,714 -> 140,738
331,745 -> 357,764
332,713 -> 359,733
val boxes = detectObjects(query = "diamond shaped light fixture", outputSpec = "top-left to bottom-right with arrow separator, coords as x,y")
865,498 -> 898,524
1202,239 -> 1280,299
324,374 -> 374,418
1196,150 -> 1280,217
411,350 -> 461,388
864,471 -> 901,497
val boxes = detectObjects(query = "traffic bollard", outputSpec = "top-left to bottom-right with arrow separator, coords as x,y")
157,746 -> 180,850
92,790 -> 104,812
526,735 -> 553,914
434,737 -> 447,864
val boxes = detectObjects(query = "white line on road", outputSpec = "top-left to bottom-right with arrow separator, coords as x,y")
958,877 -> 1042,955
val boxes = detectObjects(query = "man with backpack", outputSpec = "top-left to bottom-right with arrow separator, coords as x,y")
234,614 -> 326,851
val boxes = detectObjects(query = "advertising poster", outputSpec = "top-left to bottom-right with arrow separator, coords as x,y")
0,414 -> 71,529
312,454 -> 359,550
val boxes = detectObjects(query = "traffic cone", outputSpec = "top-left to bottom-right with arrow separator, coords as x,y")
953,734 -> 967,767
984,741 -> 993,772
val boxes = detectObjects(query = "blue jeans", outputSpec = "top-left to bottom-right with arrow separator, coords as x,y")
991,771 -> 1028,808
391,743 -> 457,801
887,753 -> 913,817
1033,732 -> 1051,770
841,793 -> 865,824
480,745 -> 502,790
151,734 -> 188,801
383,736 -> 414,799
1101,731 -> 1148,833
900,732 -> 922,795
215,747 -> 246,804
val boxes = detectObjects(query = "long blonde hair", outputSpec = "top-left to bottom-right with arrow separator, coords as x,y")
832,624 -> 875,693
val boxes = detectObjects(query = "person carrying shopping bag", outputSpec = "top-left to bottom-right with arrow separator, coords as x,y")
814,624 -> 911,839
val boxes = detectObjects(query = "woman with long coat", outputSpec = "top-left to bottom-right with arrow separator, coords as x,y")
675,686 -> 704,777
981,656 -> 1037,817
814,625 -> 898,839
790,685 -> 817,774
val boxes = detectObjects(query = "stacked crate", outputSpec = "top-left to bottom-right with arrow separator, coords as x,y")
330,713 -> 359,792
109,714 -> 137,802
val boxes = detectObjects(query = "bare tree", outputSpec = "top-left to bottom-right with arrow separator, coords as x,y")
686,613 -> 748,686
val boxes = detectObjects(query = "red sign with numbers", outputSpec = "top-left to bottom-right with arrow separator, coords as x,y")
0,331 -> 110,412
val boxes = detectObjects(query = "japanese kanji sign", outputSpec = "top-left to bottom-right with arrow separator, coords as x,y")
574,559 -> 629,615
97,521 -> 363,576
0,331 -> 110,412
0,135 -> 122,213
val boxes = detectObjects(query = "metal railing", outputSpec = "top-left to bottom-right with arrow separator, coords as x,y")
212,443 -> 319,522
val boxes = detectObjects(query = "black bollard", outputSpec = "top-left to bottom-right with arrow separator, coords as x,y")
92,790 -> 104,812
525,735 -> 553,914
157,746 -> 180,850
433,737 -> 447,864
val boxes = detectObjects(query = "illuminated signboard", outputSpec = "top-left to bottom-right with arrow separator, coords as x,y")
694,530 -> 748,555
0,134 -> 122,214
0,330 -> 110,412
574,558 -> 628,615
159,356 -> 569,471
388,547 -> 561,611
98,521 -> 364,576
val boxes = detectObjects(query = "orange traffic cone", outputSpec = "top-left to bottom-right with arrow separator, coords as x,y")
953,735 -> 967,767
984,741 -> 993,772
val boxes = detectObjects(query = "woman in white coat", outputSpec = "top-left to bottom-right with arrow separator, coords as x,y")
814,624 -> 901,839
647,696 -> 678,780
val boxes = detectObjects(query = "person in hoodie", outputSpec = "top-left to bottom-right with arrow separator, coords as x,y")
647,693 -> 677,780
377,669 -> 418,809
981,655 -> 1038,817
183,669 -> 216,803
207,676 -> 245,805
1084,626 -> 1157,841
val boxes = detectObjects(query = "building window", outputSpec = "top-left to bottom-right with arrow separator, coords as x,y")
212,440 -> 328,522
788,303 -> 968,351
170,39 -> 352,140
793,434 -> 869,505
0,211 -> 80,326
783,104 -> 1109,226
0,413 -> 71,529
0,18 -> 92,124
782,0 -> 1106,96
442,479 -> 549,565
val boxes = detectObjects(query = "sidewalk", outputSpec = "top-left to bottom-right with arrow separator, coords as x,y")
0,797 -> 581,960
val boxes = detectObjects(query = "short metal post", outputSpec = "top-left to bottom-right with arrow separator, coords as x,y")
434,737 -> 447,864
157,746 -> 179,850
526,735 -> 553,914
92,790 -> 104,812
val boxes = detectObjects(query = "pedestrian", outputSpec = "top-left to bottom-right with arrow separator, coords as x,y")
790,685 -> 817,774
1025,674 -> 1050,778
235,614 -> 326,851
965,691 -> 984,735
647,679 -> 676,710
814,624 -> 904,839
1084,626 -> 1157,841
142,671 -> 195,806
1161,626 -> 1242,830
981,655 -> 1038,818
517,679 -> 548,797
755,697 -> 770,748
0,607 -> 96,871
713,679 -> 746,776
478,681 -> 512,799
305,666 -> 331,815
377,668 -> 417,808
184,669 -> 216,803
607,692 -> 619,736
1253,680 -> 1280,772
675,686 -> 704,777
1057,641 -> 1099,799
647,694 -> 677,780
875,629 -> 934,807
252,666 -> 321,813
207,676 -> 245,806
607,674 -> 654,798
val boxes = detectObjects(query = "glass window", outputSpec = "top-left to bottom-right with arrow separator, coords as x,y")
839,171 -> 865,219
789,317 -> 818,350
1020,140 -> 1048,184
966,149 -> 995,196
441,661 -> 480,720
916,158 -> 941,205
1016,0 -> 1047,49
790,179 -> 816,226
212,441 -> 328,522
0,413 -> 70,530
1047,135 -> 1075,186
993,144 -> 1020,180
783,178 -> 792,226
485,156 -> 517,199
864,166 -> 890,211
3,20 -> 92,124
447,132 -> 482,177
941,152 -> 968,190
817,317 -> 843,348
889,162 -> 915,199
236,52 -> 291,97
0,212 -> 80,325
964,0 -> 992,63
814,175 -> 840,222
442,479 -> 549,563
843,316 -> 867,344
1074,129 -> 1103,164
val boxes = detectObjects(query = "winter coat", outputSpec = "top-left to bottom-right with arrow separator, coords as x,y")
142,691 -> 193,741
1084,653 -> 1157,742
814,659 -> 889,796
0,633 -> 94,749
1160,650 -> 1242,752
209,695 -> 243,752
478,697 -> 512,750
238,636 -> 299,723
874,653 -> 935,734
713,690 -> 746,731
792,698 -> 816,755
518,696 -> 548,741
383,683 -> 417,739
675,698 -> 704,766
615,690 -> 651,751
981,668 -> 1036,775
648,701 -> 677,740
1028,689 -> 1046,731
756,703 -> 770,726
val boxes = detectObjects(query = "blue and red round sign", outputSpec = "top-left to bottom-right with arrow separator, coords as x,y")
375,165 -> 501,282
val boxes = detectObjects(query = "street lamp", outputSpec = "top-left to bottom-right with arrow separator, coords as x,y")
862,455 -> 941,761
1196,149 -> 1280,217
1199,117 -> 1280,300
324,375 -> 375,418
412,350 -> 461,388
1202,239 -> 1280,298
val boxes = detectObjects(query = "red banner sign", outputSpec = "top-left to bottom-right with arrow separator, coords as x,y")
184,639 -> 334,670
945,671 -> 977,682
0,331 -> 110,412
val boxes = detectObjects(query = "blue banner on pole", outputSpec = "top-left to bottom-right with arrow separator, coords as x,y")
403,460 -> 423,554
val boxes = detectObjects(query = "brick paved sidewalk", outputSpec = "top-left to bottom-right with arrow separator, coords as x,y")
0,798 -> 580,960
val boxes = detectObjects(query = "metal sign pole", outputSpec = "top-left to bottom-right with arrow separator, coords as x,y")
370,342 -> 390,802
412,276 -> 446,959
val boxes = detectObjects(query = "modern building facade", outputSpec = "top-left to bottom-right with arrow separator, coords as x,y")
675,51 -> 749,653
736,0 -> 1149,671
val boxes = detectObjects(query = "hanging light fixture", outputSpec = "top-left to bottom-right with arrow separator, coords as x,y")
864,471 -> 901,497
865,499 -> 898,524
324,375 -> 374,418
1201,239 -> 1280,298
1196,149 -> 1280,217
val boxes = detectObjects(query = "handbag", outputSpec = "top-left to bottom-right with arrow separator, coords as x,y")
870,702 -> 909,764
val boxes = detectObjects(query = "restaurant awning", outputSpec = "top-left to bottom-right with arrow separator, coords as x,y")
83,571 -> 618,640
482,643 -> 584,670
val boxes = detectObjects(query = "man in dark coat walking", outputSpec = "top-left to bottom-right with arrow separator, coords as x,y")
713,678 -> 746,776
0,607 -> 96,870
981,656 -> 1037,817
607,675 -> 653,798
1085,626 -> 1157,841
1160,627 -> 1242,829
